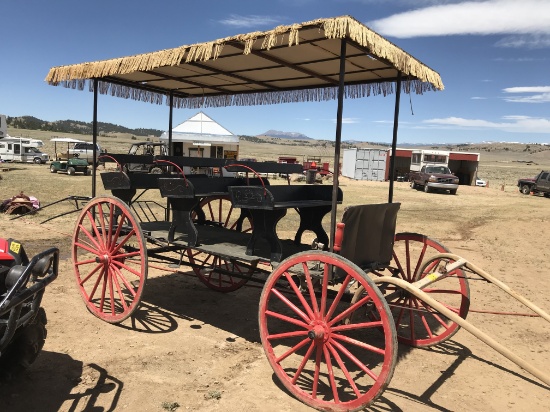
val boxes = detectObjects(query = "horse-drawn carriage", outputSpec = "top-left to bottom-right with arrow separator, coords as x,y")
45,16 -> 549,411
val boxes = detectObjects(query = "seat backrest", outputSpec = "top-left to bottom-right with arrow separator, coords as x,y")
339,203 -> 400,269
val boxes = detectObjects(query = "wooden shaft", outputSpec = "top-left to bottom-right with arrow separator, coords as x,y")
374,276 -> 550,386
418,253 -> 550,322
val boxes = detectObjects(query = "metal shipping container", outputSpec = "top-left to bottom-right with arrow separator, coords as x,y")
342,148 -> 388,181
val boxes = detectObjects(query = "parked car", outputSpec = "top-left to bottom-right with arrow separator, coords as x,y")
67,142 -> 104,165
475,177 -> 487,187
409,165 -> 459,194
517,170 -> 550,197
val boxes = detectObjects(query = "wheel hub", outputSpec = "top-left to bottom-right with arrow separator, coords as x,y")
307,323 -> 330,342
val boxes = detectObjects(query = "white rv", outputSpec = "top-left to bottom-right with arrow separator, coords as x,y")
0,137 -> 49,164
0,114 -> 49,164
409,149 -> 449,172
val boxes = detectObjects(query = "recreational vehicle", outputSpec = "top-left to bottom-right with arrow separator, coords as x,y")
409,149 -> 449,172
0,137 -> 49,164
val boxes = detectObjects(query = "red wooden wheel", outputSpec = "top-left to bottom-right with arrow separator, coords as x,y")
72,196 -> 147,323
188,196 -> 255,292
259,251 -> 397,412
370,233 -> 470,347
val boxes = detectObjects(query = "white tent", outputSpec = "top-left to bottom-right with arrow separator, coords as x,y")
160,112 -> 239,161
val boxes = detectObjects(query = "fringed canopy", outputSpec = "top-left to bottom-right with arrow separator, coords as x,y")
45,15 -> 443,108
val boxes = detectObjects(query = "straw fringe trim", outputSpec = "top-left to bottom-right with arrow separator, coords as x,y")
45,15 -> 443,104
60,79 -> 433,109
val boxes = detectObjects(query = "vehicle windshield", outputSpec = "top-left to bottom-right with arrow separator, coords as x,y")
426,166 -> 451,174
24,147 -> 41,154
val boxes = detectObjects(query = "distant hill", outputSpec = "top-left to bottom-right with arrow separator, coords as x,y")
6,115 -> 163,137
259,130 -> 312,140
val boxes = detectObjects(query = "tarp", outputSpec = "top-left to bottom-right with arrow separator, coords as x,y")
159,112 -> 239,145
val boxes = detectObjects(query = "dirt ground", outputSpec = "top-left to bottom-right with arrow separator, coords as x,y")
0,163 -> 549,412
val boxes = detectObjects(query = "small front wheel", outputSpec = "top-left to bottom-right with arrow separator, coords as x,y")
520,184 -> 531,195
50,165 -> 57,173
72,196 -> 148,323
67,167 -> 76,176
259,251 -> 397,411
424,184 -> 431,193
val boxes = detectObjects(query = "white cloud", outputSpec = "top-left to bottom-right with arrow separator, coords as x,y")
471,96 -> 487,100
502,86 -> 550,103
333,118 -> 361,124
368,1 -> 550,41
496,34 -> 550,49
424,115 -> 550,133
219,15 -> 281,28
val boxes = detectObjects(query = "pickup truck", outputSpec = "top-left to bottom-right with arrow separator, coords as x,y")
409,165 -> 460,194
66,142 -> 104,165
517,170 -> 550,197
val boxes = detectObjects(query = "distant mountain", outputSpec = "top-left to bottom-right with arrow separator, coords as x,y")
6,115 -> 163,137
259,130 -> 312,140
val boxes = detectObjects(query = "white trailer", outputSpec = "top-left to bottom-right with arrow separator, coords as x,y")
0,136 -> 49,164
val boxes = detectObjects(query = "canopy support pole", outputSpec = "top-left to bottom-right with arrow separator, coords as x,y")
166,92 -> 174,221
92,79 -> 98,198
329,38 -> 346,252
388,72 -> 402,203
168,92 -> 174,155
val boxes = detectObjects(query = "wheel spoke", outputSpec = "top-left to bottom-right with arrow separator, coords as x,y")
326,341 -> 362,399
330,338 -> 379,382
274,338 -> 311,364
323,345 -> 339,404
265,309 -> 309,329
283,272 -> 315,320
270,287 -> 311,324
291,341 -> 317,385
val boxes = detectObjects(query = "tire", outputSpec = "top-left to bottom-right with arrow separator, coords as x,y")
67,167 -> 76,176
50,165 -> 57,173
72,195 -> 148,323
259,251 -> 397,411
33,158 -> 42,164
85,168 -> 91,176
0,308 -> 47,379
367,233 -> 470,347
149,167 -> 163,174
449,189 -> 457,195
410,181 -> 416,189
423,183 -> 431,193
520,184 -> 531,195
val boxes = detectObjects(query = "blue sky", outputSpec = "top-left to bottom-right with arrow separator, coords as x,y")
2,0 -> 549,144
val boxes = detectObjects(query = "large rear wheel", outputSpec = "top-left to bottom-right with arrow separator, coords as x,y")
72,196 -> 147,323
188,196 -> 255,292
259,251 -> 397,412
368,233 -> 470,347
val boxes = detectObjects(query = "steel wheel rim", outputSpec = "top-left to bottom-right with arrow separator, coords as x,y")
72,196 -> 147,323
259,251 -> 397,412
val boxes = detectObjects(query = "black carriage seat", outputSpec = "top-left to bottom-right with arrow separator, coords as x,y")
338,203 -> 400,272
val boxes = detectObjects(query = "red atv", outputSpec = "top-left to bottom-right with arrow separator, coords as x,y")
0,238 -> 58,377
